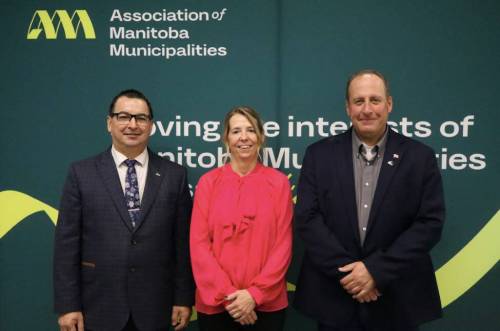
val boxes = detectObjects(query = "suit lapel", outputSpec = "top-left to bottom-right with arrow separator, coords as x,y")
335,129 -> 361,245
366,129 -> 406,235
96,149 -> 134,232
134,150 -> 165,232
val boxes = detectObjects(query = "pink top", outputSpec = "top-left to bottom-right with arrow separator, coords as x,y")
190,163 -> 293,314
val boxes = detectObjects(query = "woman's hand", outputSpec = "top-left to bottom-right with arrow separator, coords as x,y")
225,289 -> 257,324
235,310 -> 258,325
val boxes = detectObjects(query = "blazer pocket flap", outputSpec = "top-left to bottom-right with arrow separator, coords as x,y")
81,261 -> 96,268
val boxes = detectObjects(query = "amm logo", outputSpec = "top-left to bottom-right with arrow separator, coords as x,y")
27,10 -> 96,40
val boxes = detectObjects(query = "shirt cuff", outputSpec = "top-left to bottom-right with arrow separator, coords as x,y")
247,286 -> 263,306
217,286 -> 238,306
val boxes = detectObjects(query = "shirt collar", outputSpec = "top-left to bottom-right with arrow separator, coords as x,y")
352,126 -> 389,157
223,162 -> 263,178
111,145 -> 148,167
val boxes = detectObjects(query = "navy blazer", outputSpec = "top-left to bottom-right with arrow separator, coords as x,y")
294,128 -> 445,329
54,149 -> 194,331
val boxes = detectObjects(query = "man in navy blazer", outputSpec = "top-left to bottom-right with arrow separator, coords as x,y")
54,89 -> 194,331
294,70 -> 445,331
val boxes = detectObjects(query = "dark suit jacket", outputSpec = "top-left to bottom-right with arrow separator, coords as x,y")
294,128 -> 445,329
54,149 -> 194,331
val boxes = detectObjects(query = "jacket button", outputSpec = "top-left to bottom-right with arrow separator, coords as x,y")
130,267 -> 136,272
131,240 -> 137,245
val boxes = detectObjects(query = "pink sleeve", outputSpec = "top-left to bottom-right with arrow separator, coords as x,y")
190,175 -> 237,307
247,175 -> 293,306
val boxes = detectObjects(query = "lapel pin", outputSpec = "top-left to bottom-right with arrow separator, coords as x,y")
155,172 -> 161,176
387,160 -> 394,166
393,154 -> 399,159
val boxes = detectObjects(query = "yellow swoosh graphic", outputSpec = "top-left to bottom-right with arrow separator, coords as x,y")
0,190 -> 58,238
436,209 -> 500,307
0,190 -> 498,309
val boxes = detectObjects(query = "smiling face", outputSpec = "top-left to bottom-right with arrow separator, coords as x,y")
226,113 -> 260,164
107,96 -> 152,158
346,73 -> 393,145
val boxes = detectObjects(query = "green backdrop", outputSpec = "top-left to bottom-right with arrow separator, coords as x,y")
1,1 -> 498,330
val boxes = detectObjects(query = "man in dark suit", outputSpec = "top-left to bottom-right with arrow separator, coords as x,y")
294,70 -> 445,331
54,89 -> 194,331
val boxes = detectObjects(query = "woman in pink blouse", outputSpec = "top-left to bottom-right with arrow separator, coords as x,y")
190,106 -> 293,331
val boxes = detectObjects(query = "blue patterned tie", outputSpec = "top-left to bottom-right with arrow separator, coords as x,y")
124,159 -> 141,227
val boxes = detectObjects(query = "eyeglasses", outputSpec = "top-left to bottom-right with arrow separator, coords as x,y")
110,112 -> 151,126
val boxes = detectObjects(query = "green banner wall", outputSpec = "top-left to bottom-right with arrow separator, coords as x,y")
1,1 -> 498,330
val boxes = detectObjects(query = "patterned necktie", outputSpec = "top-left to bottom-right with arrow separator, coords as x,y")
124,159 -> 140,227
360,144 -> 379,165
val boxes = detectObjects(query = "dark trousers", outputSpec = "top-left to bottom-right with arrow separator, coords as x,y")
318,322 -> 419,331
318,304 -> 420,331
121,315 -> 173,331
88,315 -> 169,331
198,309 -> 286,331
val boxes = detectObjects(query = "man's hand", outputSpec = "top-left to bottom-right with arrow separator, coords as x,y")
171,306 -> 191,330
339,261 -> 380,302
58,311 -> 84,331
225,289 -> 256,321
354,287 -> 381,303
